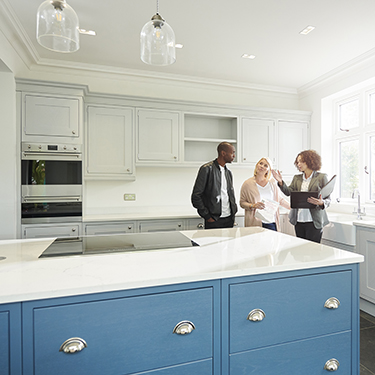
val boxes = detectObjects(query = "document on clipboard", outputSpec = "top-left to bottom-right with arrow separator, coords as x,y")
290,175 -> 336,209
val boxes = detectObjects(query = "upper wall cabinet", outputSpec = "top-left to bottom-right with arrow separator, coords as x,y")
241,118 -> 275,165
21,93 -> 83,144
86,106 -> 135,180
184,113 -> 238,164
136,109 -> 180,164
277,120 -> 308,176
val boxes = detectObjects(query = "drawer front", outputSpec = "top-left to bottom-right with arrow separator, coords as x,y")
133,359 -> 212,374
229,271 -> 351,353
230,331 -> 351,375
26,288 -> 213,375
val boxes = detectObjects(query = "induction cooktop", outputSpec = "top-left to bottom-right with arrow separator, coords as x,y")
39,231 -> 199,258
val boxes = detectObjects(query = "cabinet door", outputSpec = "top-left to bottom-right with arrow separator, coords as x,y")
137,109 -> 179,162
277,121 -> 308,175
185,218 -> 204,231
85,222 -> 135,235
22,224 -> 81,239
241,118 -> 275,165
0,303 -> 22,375
86,106 -> 134,179
139,220 -> 183,232
23,287 -> 214,375
357,228 -> 375,303
24,94 -> 79,138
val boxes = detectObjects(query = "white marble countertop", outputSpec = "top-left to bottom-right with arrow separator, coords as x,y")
0,227 -> 363,305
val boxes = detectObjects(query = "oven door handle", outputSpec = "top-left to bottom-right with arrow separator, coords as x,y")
22,151 -> 81,159
22,196 -> 82,202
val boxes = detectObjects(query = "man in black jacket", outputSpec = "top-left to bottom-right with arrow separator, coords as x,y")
191,142 -> 238,229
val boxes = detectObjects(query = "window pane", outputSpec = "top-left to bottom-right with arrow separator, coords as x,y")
370,93 -> 375,124
340,139 -> 359,198
339,99 -> 359,131
370,136 -> 375,200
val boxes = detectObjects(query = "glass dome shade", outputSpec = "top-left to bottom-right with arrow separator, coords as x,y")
140,14 -> 176,66
37,0 -> 80,53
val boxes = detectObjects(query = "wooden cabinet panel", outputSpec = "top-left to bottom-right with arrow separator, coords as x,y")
86,106 -> 134,179
138,220 -> 184,232
137,109 -> 179,163
228,271 -> 351,353
22,223 -> 81,239
85,222 -> 135,235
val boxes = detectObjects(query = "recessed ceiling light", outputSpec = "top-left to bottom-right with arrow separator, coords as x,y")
175,44 -> 183,49
299,25 -> 315,35
78,29 -> 96,36
242,54 -> 256,59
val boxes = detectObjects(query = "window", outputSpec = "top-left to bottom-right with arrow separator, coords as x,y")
334,88 -> 375,202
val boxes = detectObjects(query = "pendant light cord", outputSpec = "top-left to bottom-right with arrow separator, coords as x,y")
156,0 -> 159,14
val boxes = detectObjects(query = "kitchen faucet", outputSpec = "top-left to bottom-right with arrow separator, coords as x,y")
352,189 -> 366,219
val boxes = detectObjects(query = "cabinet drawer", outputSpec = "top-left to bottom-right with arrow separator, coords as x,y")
229,271 -> 351,353
230,331 -> 351,375
133,359 -> 212,374
25,288 -> 213,375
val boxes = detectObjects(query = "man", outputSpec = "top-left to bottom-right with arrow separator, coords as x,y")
191,142 -> 237,229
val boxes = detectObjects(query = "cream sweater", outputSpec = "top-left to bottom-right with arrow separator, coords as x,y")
240,177 -> 290,230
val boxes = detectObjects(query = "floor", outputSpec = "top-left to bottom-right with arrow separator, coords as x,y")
361,311 -> 375,374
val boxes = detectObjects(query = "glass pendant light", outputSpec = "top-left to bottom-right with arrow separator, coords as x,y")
37,0 -> 79,53
140,0 -> 176,66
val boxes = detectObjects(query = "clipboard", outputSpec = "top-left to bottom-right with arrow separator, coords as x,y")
290,175 -> 336,209
291,191 -> 319,209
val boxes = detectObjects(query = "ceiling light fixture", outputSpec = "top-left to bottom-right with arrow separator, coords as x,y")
299,25 -> 315,35
36,0 -> 79,53
140,0 -> 176,66
242,54 -> 256,59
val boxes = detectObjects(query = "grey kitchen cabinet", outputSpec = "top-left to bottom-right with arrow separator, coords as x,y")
356,226 -> 375,304
86,106 -> 135,180
277,120 -> 308,176
138,219 -> 184,232
137,109 -> 180,164
85,222 -> 135,235
241,117 -> 275,165
21,92 -> 83,144
185,218 -> 205,230
22,223 -> 82,239
183,113 -> 237,164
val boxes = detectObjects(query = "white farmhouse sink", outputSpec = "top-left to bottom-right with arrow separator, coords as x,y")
323,213 -> 374,246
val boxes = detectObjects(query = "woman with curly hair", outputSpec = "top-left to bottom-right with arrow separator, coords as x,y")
272,150 -> 330,243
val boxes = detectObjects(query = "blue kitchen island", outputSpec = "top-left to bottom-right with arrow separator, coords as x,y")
0,227 -> 363,374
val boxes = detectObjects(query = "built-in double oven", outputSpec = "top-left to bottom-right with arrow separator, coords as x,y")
21,143 -> 82,224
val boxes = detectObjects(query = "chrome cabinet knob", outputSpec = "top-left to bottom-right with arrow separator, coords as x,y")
128,226 -> 132,230
173,320 -> 195,335
234,222 -> 238,226
324,358 -> 340,371
197,223 -> 204,229
72,130 -> 76,135
59,337 -> 87,354
247,309 -> 266,322
72,228 -> 76,232
324,297 -> 340,309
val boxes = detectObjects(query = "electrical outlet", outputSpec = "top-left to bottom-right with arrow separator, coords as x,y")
124,194 -> 136,201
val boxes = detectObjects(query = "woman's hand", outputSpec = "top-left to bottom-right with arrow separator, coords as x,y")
251,201 -> 265,210
307,194 -> 324,208
271,169 -> 283,185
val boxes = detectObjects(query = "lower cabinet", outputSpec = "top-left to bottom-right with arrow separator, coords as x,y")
356,226 -> 375,303
85,222 -> 135,235
0,303 -> 22,375
2,264 -> 359,374
22,223 -> 82,239
138,220 -> 184,232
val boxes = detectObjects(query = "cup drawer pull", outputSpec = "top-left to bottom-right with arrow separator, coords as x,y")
173,320 -> 195,335
59,337 -> 87,354
324,358 -> 340,371
247,309 -> 266,322
324,297 -> 340,309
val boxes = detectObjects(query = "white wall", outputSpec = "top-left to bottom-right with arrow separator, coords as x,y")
0,68 -> 17,239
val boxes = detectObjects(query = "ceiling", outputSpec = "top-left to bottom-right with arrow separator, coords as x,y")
4,0 -> 375,91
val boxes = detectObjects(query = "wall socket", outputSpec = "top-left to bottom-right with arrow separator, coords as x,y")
124,194 -> 136,201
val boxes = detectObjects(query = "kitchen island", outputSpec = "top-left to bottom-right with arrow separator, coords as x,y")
0,227 -> 363,374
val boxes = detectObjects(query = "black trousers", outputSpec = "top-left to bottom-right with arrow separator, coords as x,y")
295,221 -> 322,243
204,215 -> 235,229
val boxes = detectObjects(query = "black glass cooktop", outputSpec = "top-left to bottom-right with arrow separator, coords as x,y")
39,231 -> 199,258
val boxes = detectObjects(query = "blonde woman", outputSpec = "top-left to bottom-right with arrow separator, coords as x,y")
240,157 -> 290,231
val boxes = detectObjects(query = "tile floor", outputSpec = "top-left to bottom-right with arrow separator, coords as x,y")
361,311 -> 375,374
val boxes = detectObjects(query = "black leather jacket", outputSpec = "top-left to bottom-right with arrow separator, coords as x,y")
191,159 -> 237,221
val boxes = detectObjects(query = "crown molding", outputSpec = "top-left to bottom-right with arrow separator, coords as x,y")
298,48 -> 375,98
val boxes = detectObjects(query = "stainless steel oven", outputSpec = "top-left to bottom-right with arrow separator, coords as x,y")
21,143 -> 82,223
